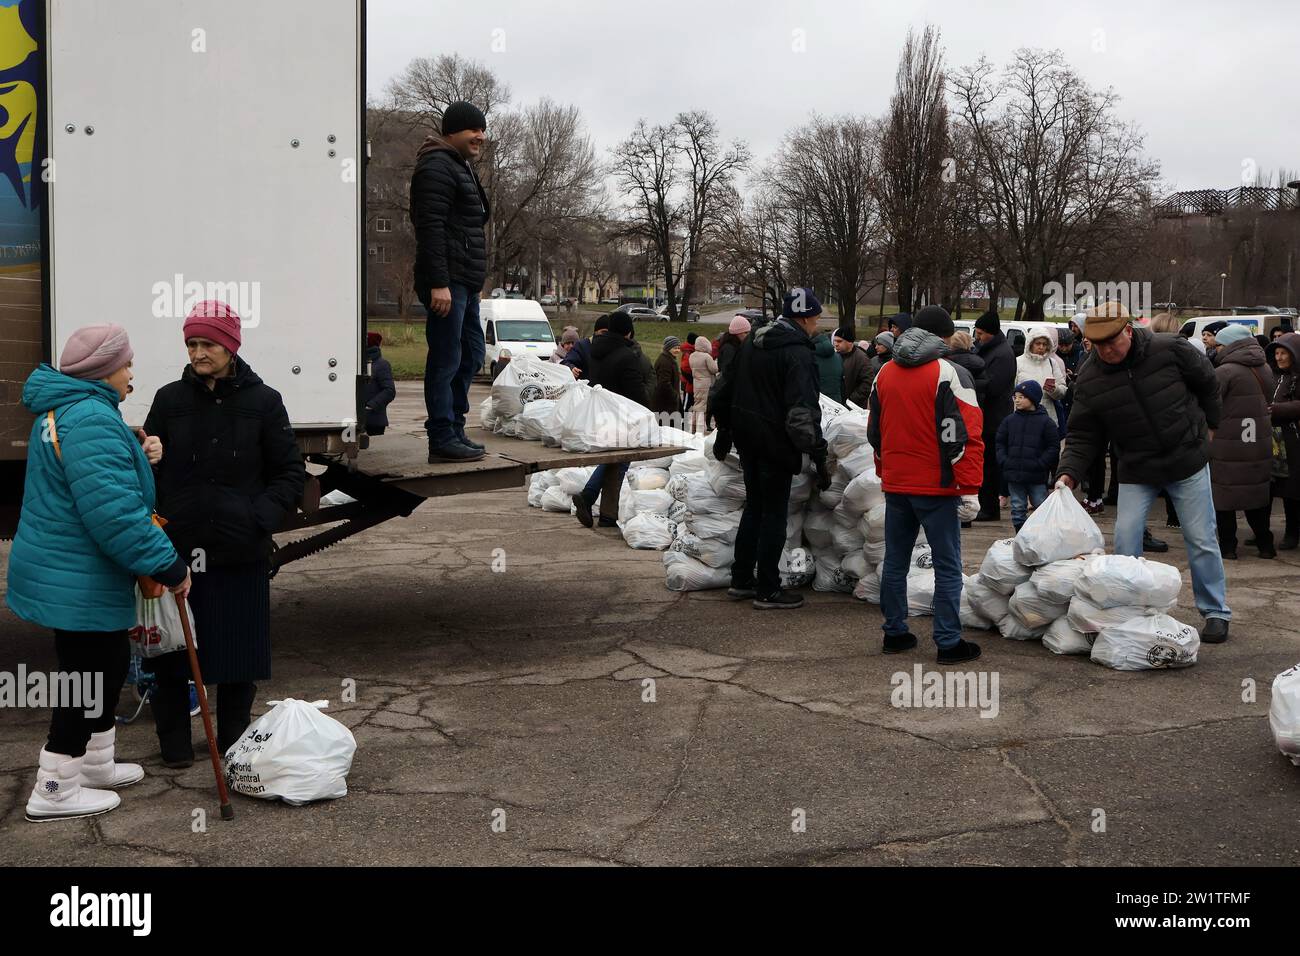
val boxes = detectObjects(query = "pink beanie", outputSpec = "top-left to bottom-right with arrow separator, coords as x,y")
60,324 -> 134,381
183,300 -> 242,354
728,315 -> 752,335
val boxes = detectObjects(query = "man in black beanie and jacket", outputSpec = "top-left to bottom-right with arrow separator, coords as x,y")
973,310 -> 1015,520
411,100 -> 491,464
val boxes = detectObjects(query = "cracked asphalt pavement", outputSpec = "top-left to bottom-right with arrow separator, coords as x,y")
2,442 -> 1299,866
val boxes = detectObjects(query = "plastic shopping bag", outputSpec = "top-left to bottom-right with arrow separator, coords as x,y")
224,699 -> 356,805
1012,488 -> 1105,567
1031,557 -> 1090,604
978,539 -> 1033,595
1268,664 -> 1300,766
1090,613 -> 1199,671
491,354 -> 575,417
664,551 -> 730,592
997,612 -> 1046,641
1066,595 -> 1151,635
780,548 -> 815,589
964,576 -> 1010,623
1074,555 -> 1182,610
1043,617 -> 1094,655
621,513 -> 677,550
129,588 -> 196,659
560,385 -> 656,453
1008,579 -> 1070,630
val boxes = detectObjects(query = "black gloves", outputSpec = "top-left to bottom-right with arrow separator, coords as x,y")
712,430 -> 732,462
814,455 -> 832,492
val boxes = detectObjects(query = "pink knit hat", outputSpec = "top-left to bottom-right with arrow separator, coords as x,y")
728,315 -> 752,335
183,300 -> 242,354
60,324 -> 134,381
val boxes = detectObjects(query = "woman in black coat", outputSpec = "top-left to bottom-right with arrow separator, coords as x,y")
143,302 -> 306,765
651,337 -> 683,425
1267,333 -> 1300,549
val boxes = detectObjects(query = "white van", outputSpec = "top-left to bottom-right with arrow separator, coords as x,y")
1177,315 -> 1261,341
480,299 -> 557,375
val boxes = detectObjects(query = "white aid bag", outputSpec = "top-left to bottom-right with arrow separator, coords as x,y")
964,576 -> 1010,623
1074,555 -> 1182,610
1090,613 -> 1200,671
907,569 -> 936,616
957,495 -> 981,522
785,510 -> 805,551
668,448 -> 708,478
789,473 -> 814,508
818,471 -> 848,510
526,472 -> 555,509
1031,557 -> 1091,604
829,520 -> 866,557
1008,579 -> 1069,630
628,468 -> 671,491
978,539 -> 1032,595
651,425 -> 703,451
703,459 -> 747,500
225,699 -> 356,806
853,569 -> 881,604
823,410 -> 870,460
545,382 -> 592,447
129,589 -> 197,659
621,513 -> 677,550
833,444 -> 874,482
479,397 -> 500,430
517,399 -> 560,442
688,509 -> 743,544
813,552 -> 859,593
1067,595 -> 1151,635
667,473 -> 733,515
780,548 -> 815,588
540,486 -> 574,513
959,575 -> 994,630
491,354 -> 575,417
560,385 -> 656,453
670,530 -> 735,569
1043,617 -> 1094,655
625,487 -> 674,517
494,414 -> 527,439
841,550 -> 869,581
862,503 -> 886,544
997,613 -> 1046,641
554,466 -> 595,497
803,507 -> 834,552
1011,488 -> 1105,567
1268,664 -> 1300,766
908,543 -> 934,571
664,551 -> 730,591
863,538 -> 886,566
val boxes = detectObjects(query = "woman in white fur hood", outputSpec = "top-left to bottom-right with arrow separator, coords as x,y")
1015,324 -> 1069,429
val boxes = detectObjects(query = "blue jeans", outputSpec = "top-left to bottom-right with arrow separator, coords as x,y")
1113,464 -> 1229,621
582,462 -> 629,515
880,494 -> 963,649
423,285 -> 485,447
1008,482 -> 1048,531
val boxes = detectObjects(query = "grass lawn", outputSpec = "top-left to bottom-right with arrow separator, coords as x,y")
369,306 -> 1030,380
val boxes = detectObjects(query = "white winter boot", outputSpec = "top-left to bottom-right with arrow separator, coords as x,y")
79,727 -> 145,789
25,749 -> 121,822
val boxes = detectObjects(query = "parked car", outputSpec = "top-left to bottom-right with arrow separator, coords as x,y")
540,294 -> 557,306
1177,315 -> 1261,341
656,304 -> 700,322
480,299 -> 556,376
613,304 -> 662,322
600,297 -> 620,305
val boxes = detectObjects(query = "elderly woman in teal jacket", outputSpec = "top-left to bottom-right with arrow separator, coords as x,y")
6,324 -> 190,823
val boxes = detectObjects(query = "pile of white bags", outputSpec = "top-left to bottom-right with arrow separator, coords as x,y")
978,539 -> 1033,595
622,512 -> 678,550
225,699 -> 356,806
1269,664 -> 1300,766
560,385 -> 657,453
1090,613 -> 1200,671
664,551 -> 730,591
1074,555 -> 1182,610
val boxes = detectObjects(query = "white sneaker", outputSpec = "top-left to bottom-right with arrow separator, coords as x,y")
79,726 -> 145,789
25,749 -> 121,822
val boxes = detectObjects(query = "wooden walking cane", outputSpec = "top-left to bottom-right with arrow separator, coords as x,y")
172,592 -> 235,821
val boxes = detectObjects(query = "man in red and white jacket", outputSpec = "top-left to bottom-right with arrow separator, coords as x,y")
867,306 -> 985,664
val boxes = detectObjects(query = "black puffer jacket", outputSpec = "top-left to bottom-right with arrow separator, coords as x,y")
410,135 -> 490,303
144,359 -> 306,566
947,349 -> 989,407
1058,328 -> 1221,487
975,331 -> 1016,438
1267,333 -> 1300,499
363,345 -> 397,435
709,318 -> 827,474
589,332 -> 650,408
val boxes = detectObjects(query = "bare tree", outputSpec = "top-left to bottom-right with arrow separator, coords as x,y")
776,115 -> 882,338
950,49 -> 1161,321
385,54 -> 510,128
876,25 -> 950,313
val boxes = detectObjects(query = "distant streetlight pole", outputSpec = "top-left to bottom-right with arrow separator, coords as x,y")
1220,272 -> 1227,310
1168,259 -> 1177,306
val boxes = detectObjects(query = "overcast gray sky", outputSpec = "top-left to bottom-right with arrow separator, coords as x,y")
367,0 -> 1296,194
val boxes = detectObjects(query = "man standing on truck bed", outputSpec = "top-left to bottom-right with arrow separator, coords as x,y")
411,101 -> 491,463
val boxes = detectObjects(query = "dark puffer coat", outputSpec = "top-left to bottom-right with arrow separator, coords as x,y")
947,349 -> 990,407
995,405 -> 1060,486
589,332 -> 650,408
410,135 -> 490,304
975,330 -> 1016,439
709,318 -> 827,474
651,350 -> 681,417
1057,328 -> 1221,487
1267,333 -> 1300,500
363,345 -> 397,435
1209,337 -> 1274,511
144,358 -> 306,567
